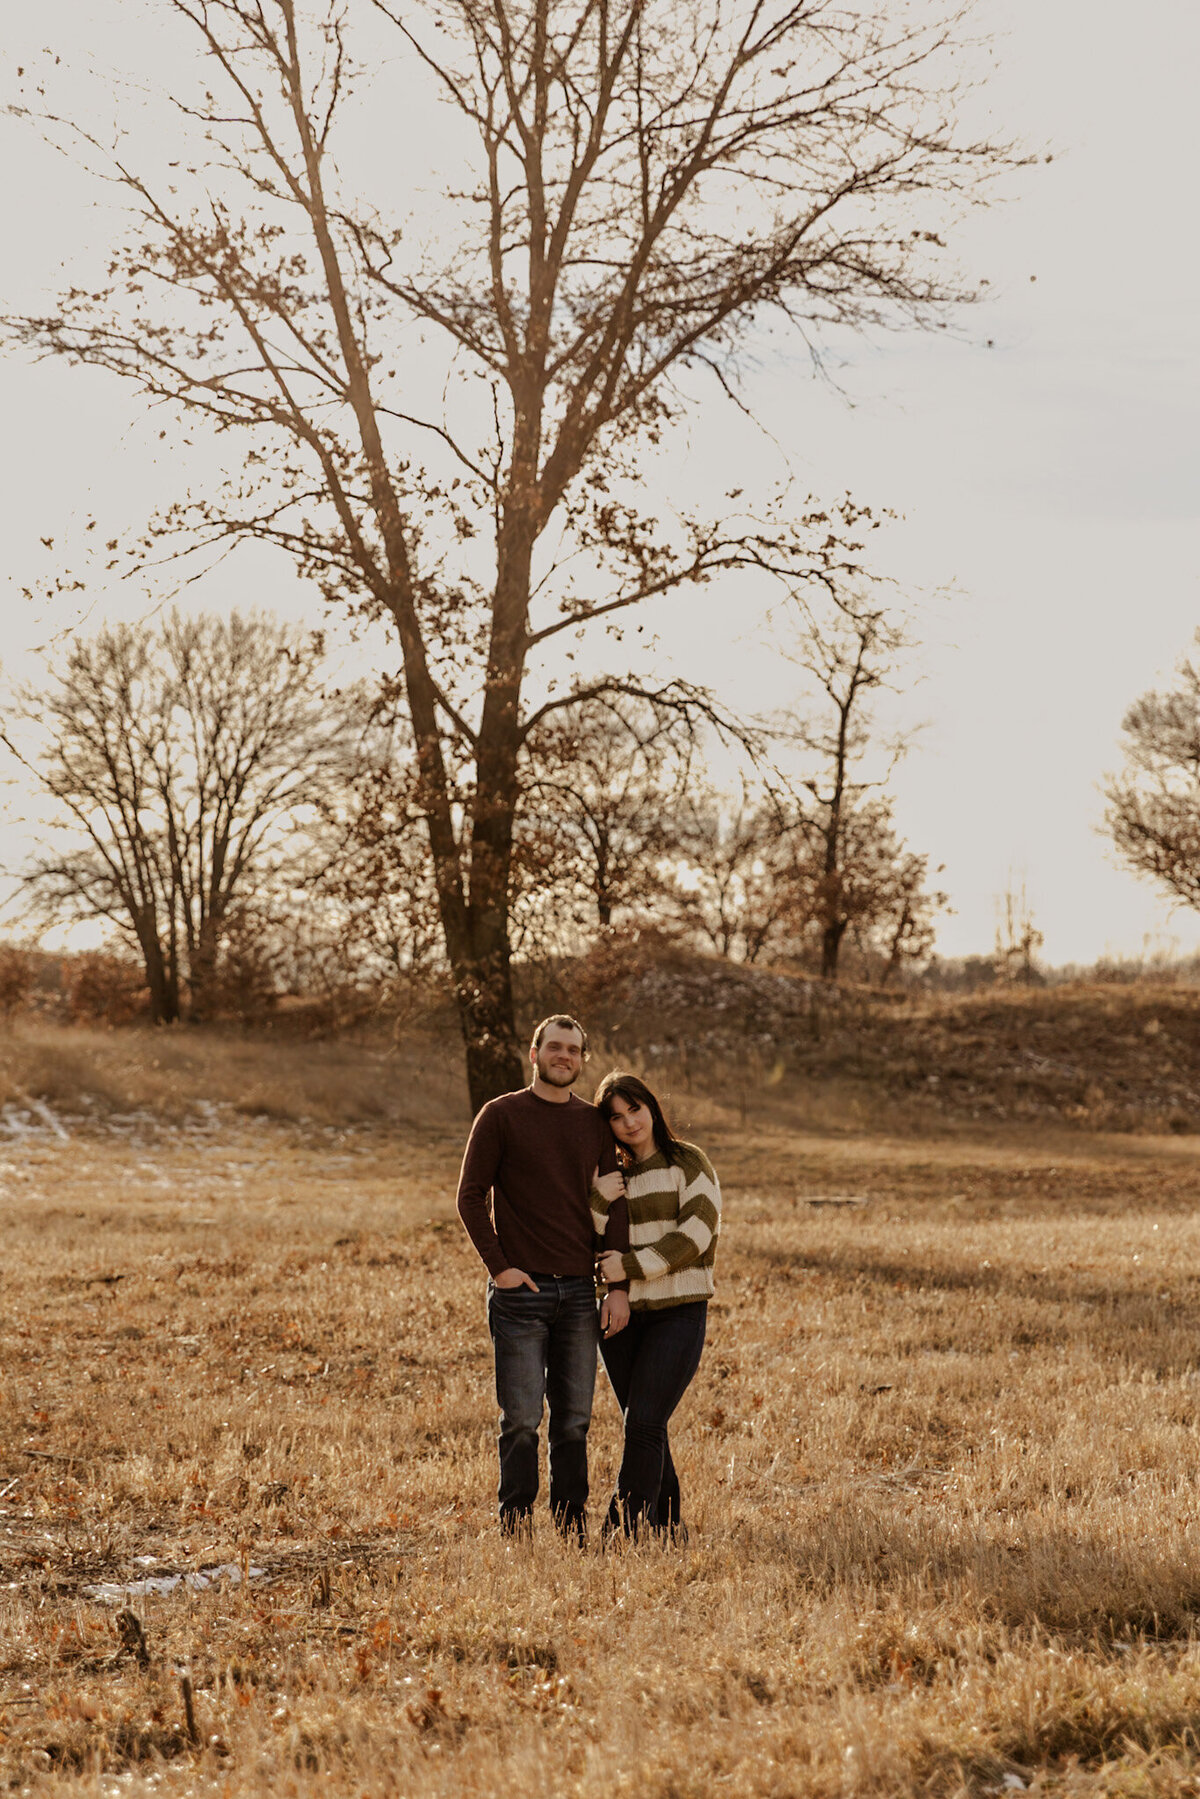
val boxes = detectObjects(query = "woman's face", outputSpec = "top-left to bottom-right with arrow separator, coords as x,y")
606,1093 -> 656,1159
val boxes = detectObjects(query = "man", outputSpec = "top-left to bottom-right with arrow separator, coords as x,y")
456,1014 -> 630,1539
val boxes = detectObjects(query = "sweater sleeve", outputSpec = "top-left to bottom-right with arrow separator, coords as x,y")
455,1104 -> 508,1277
591,1130 -> 629,1290
623,1150 -> 721,1284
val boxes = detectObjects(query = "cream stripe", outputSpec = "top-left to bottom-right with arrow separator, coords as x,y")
680,1215 -> 712,1252
633,1246 -> 672,1281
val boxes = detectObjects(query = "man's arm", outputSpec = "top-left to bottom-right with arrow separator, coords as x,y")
598,1189 -> 631,1332
604,1191 -> 631,1287
455,1105 -> 511,1277
591,1173 -> 631,1289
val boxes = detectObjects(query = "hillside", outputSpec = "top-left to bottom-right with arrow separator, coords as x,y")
4,963 -> 1200,1137
582,957 -> 1200,1134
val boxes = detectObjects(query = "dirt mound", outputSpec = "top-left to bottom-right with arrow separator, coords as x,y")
576,947 -> 1200,1132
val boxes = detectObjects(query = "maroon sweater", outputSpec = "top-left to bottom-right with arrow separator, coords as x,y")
456,1087 -> 627,1278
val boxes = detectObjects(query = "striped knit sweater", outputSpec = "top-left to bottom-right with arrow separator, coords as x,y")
591,1141 -> 720,1310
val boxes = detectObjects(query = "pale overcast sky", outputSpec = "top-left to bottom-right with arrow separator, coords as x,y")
1,0 -> 1198,965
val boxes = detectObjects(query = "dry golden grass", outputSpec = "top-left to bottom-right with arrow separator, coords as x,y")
0,1019 -> 470,1130
7,1052 -> 1200,1794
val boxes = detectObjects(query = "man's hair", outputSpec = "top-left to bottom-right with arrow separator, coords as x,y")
531,1014 -> 589,1055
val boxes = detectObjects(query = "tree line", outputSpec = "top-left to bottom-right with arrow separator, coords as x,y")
3,590 -> 947,1027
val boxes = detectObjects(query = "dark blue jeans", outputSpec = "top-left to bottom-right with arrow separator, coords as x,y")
486,1275 -> 598,1532
600,1300 -> 707,1535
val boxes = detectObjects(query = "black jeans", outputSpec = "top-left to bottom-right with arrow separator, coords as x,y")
600,1300 -> 707,1534
486,1275 -> 598,1532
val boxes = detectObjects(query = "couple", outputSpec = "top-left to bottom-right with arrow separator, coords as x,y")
455,1014 -> 721,1541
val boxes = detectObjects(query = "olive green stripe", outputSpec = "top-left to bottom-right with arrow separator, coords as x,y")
631,1230 -> 709,1278
627,1192 -> 719,1233
626,1191 -> 687,1224
678,1195 -> 720,1233
628,1224 -> 717,1260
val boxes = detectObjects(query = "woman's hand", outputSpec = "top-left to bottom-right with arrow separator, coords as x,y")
593,1169 -> 626,1204
596,1249 -> 627,1284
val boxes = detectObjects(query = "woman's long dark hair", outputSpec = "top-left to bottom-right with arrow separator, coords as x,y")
594,1071 -> 684,1165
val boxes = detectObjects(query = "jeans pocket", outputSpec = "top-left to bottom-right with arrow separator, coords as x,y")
489,1283 -> 540,1305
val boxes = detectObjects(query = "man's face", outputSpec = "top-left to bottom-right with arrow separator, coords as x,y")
531,1027 -> 585,1089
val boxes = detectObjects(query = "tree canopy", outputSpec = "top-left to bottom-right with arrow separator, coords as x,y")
1106,641 -> 1200,914
4,610 -> 354,1022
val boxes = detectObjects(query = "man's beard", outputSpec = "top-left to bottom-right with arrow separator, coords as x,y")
535,1053 -> 579,1089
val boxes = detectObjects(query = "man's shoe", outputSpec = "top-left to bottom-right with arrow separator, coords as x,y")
500,1510 -> 533,1541
553,1509 -> 587,1547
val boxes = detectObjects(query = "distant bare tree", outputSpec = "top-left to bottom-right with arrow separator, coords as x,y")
780,588 -> 941,979
665,590 -> 945,977
4,610 -> 354,1023
521,698 -> 695,937
673,781 -> 945,979
1105,643 -> 1200,912
993,877 -> 1043,984
8,0 -> 1014,1104
802,797 -> 945,981
674,794 -> 793,964
297,748 -> 448,1031
872,841 -> 948,985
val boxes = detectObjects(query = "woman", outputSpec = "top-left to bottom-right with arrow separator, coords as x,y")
591,1071 -> 721,1539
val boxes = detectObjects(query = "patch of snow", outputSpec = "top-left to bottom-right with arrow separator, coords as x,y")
84,1561 -> 267,1603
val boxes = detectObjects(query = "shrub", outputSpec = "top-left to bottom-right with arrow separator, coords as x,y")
65,952 -> 151,1026
0,946 -> 37,1020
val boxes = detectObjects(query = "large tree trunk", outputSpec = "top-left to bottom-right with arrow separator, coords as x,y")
449,510 -> 535,1113
820,917 -> 846,982
453,935 -> 526,1115
594,835 -> 613,929
136,915 -> 179,1024
188,915 -> 222,1023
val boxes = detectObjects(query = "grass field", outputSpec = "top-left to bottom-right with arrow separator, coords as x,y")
7,1036 -> 1200,1794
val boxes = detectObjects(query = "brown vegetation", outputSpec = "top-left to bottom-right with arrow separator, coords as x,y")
0,1019 -> 466,1132
578,956 -> 1200,1138
6,968 -> 1200,1143
4,1023 -> 1200,1793
1106,632 -> 1200,912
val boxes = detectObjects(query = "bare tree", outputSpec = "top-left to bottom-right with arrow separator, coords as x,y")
1105,643 -> 1200,912
4,610 -> 354,1022
673,781 -> 943,978
871,840 -> 947,984
673,793 -> 794,964
8,0 -> 1012,1102
775,587 -> 920,978
794,794 -> 945,980
521,697 -> 693,935
296,747 -> 449,1030
667,588 -> 947,978
993,877 -> 1042,984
